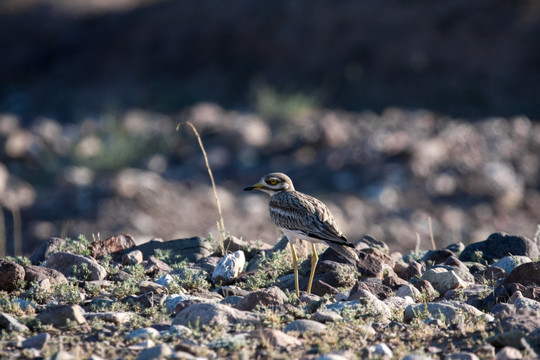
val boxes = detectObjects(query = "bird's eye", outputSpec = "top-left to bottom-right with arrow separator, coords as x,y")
268,179 -> 278,185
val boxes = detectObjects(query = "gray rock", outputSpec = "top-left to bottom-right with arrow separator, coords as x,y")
133,237 -> 213,263
445,353 -> 479,360
220,295 -> 243,306
400,356 -> 434,360
122,250 -> 144,265
0,312 -> 29,332
84,311 -> 134,325
168,324 -> 192,336
0,259 -> 25,292
29,237 -> 66,265
311,310 -> 343,323
51,351 -> 76,360
36,305 -> 87,328
315,355 -> 349,360
137,344 -> 173,360
383,296 -> 414,314
235,286 -> 287,311
496,347 -> 522,360
459,233 -> 539,263
284,319 -> 327,334
23,264 -> 68,286
492,256 -> 531,274
404,301 -> 493,324
372,343 -> 393,359
172,302 -> 260,328
327,297 -> 391,319
44,252 -> 107,280
21,333 -> 50,350
488,330 -> 528,349
137,281 -> 168,295
212,251 -> 245,285
223,235 -> 272,260
420,267 -> 469,294
514,296 -> 540,312
125,327 -> 160,341
396,283 -> 422,301
249,328 -> 302,347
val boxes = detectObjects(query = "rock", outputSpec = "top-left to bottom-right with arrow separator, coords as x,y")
223,236 -> 271,260
249,328 -> 302,347
125,327 -> 160,341
396,284 -> 422,301
372,343 -> 393,359
143,256 -> 172,275
0,313 -> 29,332
382,273 -> 409,289
327,297 -> 391,319
348,279 -> 393,300
479,266 -> 506,284
121,293 -> 162,309
122,250 -> 144,265
398,260 -> 423,281
503,262 -> 540,287
315,355 -> 349,360
356,248 -> 395,278
36,305 -> 87,328
215,285 -> 250,297
422,249 -> 454,265
44,252 -> 107,280
29,237 -> 66,265
514,296 -> 540,312
84,311 -> 134,325
133,237 -> 213,263
137,281 -> 168,295
0,259 -> 25,292
401,356 -> 435,360
383,296 -> 415,314
21,333 -> 50,350
445,353 -> 479,360
420,267 -> 469,294
459,233 -> 539,263
172,302 -> 260,328
212,251 -> 245,285
284,319 -> 327,334
414,280 -> 439,300
492,256 -> 531,274
496,347 -> 523,360
404,301 -> 494,324
488,330 -> 528,349
235,286 -> 287,311
23,265 -> 68,286
169,324 -> 192,336
91,233 -> 136,260
137,344 -> 173,360
311,310 -> 343,323
51,351 -> 76,360
196,256 -> 221,273
355,235 -> 389,252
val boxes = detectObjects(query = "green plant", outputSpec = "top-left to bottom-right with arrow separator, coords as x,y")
241,250 -> 294,290
253,84 -> 317,120
6,255 -> 31,266
58,234 -> 92,256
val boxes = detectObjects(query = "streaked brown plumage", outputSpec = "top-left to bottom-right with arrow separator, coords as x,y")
244,172 -> 358,296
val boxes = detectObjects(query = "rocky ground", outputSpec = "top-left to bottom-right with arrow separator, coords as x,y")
1,231 -> 540,359
1,104 -> 540,257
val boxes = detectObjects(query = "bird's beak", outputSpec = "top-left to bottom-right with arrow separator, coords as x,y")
244,182 -> 265,191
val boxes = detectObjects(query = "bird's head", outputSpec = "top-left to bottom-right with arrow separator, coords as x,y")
243,172 -> 295,195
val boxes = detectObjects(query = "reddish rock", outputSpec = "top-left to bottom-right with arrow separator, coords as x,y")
144,256 -> 173,275
91,233 -> 136,260
382,273 -> 409,289
356,248 -> 395,278
0,259 -> 25,292
235,286 -> 287,311
23,265 -> 68,286
422,249 -> 454,265
503,262 -> 540,287
348,279 -> 393,300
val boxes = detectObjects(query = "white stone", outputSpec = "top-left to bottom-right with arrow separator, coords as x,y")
396,283 -> 422,301
125,327 -> 160,341
492,256 -> 531,274
212,251 -> 245,284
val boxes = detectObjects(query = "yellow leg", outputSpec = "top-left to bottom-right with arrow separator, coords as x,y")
289,241 -> 300,297
307,243 -> 318,294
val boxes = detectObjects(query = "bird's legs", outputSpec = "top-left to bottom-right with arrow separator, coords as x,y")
307,243 -> 318,294
289,241 -> 300,297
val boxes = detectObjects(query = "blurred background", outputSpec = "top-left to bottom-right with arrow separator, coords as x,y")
0,0 -> 539,257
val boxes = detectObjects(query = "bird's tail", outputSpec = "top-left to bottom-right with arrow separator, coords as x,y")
326,242 -> 359,265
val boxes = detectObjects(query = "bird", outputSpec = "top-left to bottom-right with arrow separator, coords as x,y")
244,172 -> 358,297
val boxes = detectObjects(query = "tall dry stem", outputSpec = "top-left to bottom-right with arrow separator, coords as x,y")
177,121 -> 226,252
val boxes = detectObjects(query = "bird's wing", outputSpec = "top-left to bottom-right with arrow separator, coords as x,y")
269,191 -> 353,247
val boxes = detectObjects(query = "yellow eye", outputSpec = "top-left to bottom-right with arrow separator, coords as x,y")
268,179 -> 278,185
